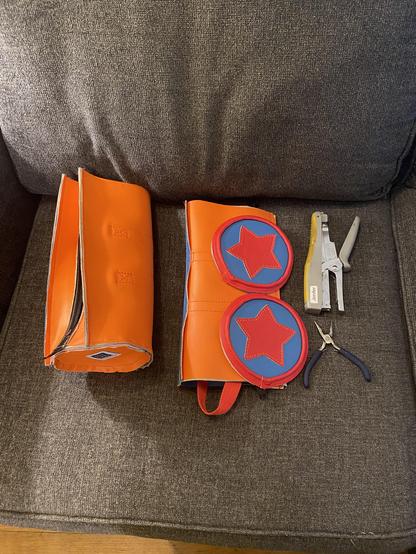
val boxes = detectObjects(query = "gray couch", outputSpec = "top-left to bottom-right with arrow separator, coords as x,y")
1,2 -> 416,553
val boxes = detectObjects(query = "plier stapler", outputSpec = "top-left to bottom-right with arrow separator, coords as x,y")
304,212 -> 360,314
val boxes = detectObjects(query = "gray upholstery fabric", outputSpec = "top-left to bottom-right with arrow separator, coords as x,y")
392,174 -> 416,383
1,1 -> 416,202
0,131 -> 38,326
0,196 -> 415,553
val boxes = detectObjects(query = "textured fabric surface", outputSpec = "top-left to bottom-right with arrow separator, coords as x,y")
392,174 -> 416,384
0,197 -> 415,553
0,131 -> 38,326
1,1 -> 416,201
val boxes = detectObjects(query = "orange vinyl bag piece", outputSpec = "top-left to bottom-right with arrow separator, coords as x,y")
44,168 -> 153,372
181,200 -> 280,384
180,200 -> 308,416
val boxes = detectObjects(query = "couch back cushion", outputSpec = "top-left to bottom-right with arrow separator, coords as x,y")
1,1 -> 415,201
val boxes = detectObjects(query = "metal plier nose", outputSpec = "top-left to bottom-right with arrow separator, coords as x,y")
303,322 -> 371,388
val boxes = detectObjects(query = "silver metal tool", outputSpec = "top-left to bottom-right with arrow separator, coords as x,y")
304,212 -> 360,314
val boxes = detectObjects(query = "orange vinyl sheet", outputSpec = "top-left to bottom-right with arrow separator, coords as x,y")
44,169 -> 153,373
181,200 -> 280,383
44,175 -> 81,358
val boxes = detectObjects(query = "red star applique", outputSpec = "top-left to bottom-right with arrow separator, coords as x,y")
237,305 -> 296,365
227,226 -> 281,278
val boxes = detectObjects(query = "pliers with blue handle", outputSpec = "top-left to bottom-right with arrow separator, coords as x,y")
303,321 -> 371,388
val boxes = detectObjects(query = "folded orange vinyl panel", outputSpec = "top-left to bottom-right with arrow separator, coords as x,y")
181,200 -> 281,384
181,200 -> 308,415
44,168 -> 153,372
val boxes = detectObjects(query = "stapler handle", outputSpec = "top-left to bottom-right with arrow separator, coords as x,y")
304,212 -> 325,314
339,216 -> 360,273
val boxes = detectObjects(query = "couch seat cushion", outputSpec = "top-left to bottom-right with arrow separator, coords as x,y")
0,196 -> 415,553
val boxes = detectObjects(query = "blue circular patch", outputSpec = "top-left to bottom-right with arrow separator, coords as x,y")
220,219 -> 290,286
228,298 -> 303,379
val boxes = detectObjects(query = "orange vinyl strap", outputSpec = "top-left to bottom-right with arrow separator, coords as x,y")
196,381 -> 242,416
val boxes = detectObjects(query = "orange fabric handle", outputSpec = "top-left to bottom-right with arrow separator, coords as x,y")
197,382 -> 242,416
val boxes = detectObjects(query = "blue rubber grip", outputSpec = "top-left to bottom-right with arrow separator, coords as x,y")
338,347 -> 371,382
303,350 -> 323,389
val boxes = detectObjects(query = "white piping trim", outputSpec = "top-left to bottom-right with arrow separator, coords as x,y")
78,167 -> 89,346
54,342 -> 153,369
43,174 -> 66,353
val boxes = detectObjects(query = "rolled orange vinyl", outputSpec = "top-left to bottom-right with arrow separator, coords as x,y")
44,168 -> 153,372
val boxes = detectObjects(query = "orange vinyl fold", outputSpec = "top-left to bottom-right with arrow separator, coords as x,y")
44,168 -> 153,372
181,200 -> 280,384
